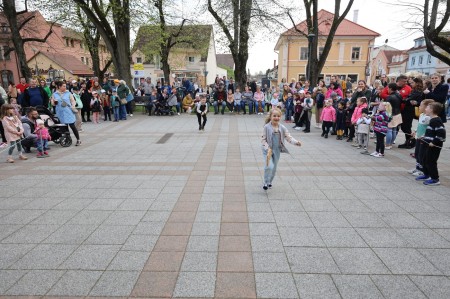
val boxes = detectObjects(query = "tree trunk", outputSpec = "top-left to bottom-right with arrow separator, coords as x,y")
161,50 -> 170,85
3,0 -> 32,81
234,58 -> 247,90
74,0 -> 131,87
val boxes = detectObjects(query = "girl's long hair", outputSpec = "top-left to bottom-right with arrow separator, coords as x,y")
413,77 -> 424,92
383,102 -> 392,117
0,104 -> 14,118
265,107 -> 282,124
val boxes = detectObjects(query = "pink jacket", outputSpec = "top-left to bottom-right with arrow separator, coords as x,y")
326,87 -> 343,99
254,91 -> 264,102
320,106 -> 336,122
351,103 -> 368,124
35,127 -> 51,141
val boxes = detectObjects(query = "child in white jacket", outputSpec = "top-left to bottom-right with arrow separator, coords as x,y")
356,108 -> 371,151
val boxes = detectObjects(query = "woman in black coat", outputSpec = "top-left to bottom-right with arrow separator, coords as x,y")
399,77 -> 424,148
424,73 -> 449,123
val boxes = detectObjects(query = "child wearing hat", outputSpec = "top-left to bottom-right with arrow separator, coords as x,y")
35,119 -> 51,158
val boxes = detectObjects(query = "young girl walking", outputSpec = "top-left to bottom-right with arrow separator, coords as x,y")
90,91 -> 102,124
196,94 -> 208,131
261,108 -> 301,190
35,119 -> 51,158
371,102 -> 391,158
1,104 -> 28,163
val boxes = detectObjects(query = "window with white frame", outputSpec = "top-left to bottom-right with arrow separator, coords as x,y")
411,57 -> 415,66
427,54 -> 432,64
318,47 -> 324,59
81,57 -> 85,64
351,47 -> 361,60
85,57 -> 89,65
418,56 -> 423,65
300,47 -> 308,60
136,57 -> 142,63
188,56 -> 195,63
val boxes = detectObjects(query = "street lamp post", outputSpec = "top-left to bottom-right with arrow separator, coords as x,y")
306,33 -> 315,81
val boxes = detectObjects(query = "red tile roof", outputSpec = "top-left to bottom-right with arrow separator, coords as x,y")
282,9 -> 380,37
29,52 -> 94,76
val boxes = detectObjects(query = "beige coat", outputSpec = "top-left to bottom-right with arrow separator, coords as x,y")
2,115 -> 24,142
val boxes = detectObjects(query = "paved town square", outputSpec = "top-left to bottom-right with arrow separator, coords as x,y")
0,113 -> 450,298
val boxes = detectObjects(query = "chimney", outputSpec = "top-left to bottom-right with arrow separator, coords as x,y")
274,60 -> 276,68
353,9 -> 359,23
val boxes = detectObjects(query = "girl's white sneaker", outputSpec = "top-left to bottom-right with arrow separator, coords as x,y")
370,152 -> 378,156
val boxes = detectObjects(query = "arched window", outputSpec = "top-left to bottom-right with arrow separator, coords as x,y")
1,70 -> 13,89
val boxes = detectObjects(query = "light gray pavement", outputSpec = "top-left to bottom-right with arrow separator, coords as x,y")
0,112 -> 450,298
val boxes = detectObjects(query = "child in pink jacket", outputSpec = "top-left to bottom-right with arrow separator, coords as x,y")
351,97 -> 368,125
320,100 -> 336,138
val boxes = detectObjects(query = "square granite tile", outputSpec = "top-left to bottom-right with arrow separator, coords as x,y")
370,275 -> 426,299
294,274 -> 340,299
373,248 -> 442,275
332,274 -> 383,299
6,270 -> 65,296
89,270 -> 139,296
47,270 -> 103,296
173,272 -> 216,297
255,273 -> 298,299
285,247 -> 340,274
329,248 -> 390,274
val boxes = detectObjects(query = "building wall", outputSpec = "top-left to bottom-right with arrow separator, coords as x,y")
369,51 -> 390,83
0,11 -> 111,84
278,36 -> 374,85
131,32 -> 217,88
406,49 -> 436,76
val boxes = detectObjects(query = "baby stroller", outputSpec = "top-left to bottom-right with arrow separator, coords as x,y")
35,105 -> 72,147
154,98 -> 175,116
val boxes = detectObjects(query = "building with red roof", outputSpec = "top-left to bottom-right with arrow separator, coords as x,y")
274,9 -> 380,86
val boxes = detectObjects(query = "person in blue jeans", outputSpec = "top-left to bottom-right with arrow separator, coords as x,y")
284,92 -> 294,122
111,91 -> 120,121
241,86 -> 254,115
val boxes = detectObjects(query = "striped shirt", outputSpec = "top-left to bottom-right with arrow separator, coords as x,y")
423,117 -> 446,147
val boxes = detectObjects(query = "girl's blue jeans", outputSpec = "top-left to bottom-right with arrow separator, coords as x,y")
262,148 -> 280,185
386,127 -> 398,145
113,107 -> 120,121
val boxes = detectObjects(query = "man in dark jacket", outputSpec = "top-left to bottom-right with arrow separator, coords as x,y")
22,79 -> 49,113
20,107 -> 39,153
213,84 -> 227,115
80,82 -> 92,122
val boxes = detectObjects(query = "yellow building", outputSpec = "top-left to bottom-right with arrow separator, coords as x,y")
274,9 -> 380,85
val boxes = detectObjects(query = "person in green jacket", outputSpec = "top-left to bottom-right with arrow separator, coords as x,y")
116,80 -> 129,120
40,80 -> 52,109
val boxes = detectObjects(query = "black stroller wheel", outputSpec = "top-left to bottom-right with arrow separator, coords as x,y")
60,135 -> 72,147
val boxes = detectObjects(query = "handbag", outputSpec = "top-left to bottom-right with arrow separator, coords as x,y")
388,114 -> 403,128
120,98 -> 127,105
415,107 -> 420,119
126,93 -> 134,102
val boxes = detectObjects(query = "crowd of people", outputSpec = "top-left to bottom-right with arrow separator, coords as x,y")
262,74 -> 449,187
0,76 -> 141,162
1,73 -> 449,187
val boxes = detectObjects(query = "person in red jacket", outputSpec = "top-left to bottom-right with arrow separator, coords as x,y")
380,74 -> 413,147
